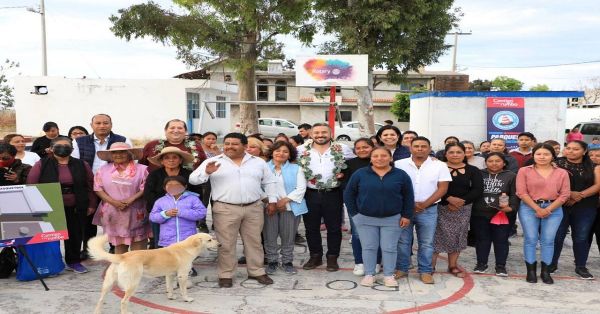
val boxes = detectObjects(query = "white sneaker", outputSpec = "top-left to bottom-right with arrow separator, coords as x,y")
353,264 -> 365,276
375,264 -> 381,274
360,275 -> 374,287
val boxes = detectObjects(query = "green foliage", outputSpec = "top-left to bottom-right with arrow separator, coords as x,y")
469,79 -> 493,91
109,0 -> 315,74
0,59 -> 20,108
315,0 -> 461,84
492,76 -> 524,91
390,87 -> 427,122
390,93 -> 410,122
529,84 -> 550,91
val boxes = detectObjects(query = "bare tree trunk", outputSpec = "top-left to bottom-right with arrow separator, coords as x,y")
238,33 -> 259,135
355,70 -> 375,136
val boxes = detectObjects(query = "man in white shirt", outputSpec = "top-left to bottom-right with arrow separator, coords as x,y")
296,123 -> 355,272
190,133 -> 277,288
71,113 -> 132,258
394,136 -> 451,284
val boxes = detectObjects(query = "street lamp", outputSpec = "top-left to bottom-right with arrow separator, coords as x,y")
27,0 -> 47,76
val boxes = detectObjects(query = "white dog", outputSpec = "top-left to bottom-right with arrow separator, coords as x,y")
88,233 -> 220,314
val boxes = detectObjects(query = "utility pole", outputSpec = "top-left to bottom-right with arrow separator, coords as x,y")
449,31 -> 472,72
27,0 -> 48,76
40,0 -> 47,76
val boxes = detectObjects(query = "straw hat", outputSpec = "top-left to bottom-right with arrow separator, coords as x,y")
96,142 -> 144,162
148,146 -> 194,166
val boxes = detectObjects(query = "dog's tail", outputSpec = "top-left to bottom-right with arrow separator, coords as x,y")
87,234 -> 123,264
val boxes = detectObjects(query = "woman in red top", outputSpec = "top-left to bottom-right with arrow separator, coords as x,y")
139,119 -> 207,172
516,143 -> 570,285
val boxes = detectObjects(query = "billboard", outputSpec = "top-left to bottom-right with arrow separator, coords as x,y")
486,97 -> 525,150
295,55 -> 369,87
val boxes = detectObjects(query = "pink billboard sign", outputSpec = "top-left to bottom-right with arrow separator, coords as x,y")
295,55 -> 369,87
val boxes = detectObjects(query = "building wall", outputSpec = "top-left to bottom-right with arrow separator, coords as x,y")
410,91 -> 581,151
14,77 -> 233,141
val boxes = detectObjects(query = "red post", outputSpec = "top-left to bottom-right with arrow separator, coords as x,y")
329,85 -> 336,137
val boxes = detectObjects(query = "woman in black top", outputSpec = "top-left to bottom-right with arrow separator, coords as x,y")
0,143 -> 31,186
31,121 -> 61,159
551,140 -> 600,279
433,142 -> 483,277
143,147 -> 201,248
342,138 -> 376,276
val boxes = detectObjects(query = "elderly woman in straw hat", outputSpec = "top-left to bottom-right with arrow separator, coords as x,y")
93,142 -> 150,254
144,146 -> 202,248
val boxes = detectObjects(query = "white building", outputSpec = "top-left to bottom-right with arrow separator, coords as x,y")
410,91 -> 584,150
14,76 -> 236,140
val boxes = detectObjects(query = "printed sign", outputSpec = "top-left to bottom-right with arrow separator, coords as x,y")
487,97 -> 525,150
295,55 -> 369,87
0,183 -> 68,247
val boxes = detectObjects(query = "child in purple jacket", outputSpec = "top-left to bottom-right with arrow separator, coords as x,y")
150,176 -> 207,248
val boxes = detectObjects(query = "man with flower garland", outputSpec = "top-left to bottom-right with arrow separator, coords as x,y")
296,123 -> 355,271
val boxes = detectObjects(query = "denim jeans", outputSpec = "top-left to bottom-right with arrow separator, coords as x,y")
552,206 -> 597,267
353,213 -> 402,276
518,202 -> 563,264
471,215 -> 510,266
396,205 -> 438,273
349,214 -> 363,264
349,214 -> 382,265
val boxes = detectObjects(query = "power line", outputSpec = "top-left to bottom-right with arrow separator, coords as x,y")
465,60 -> 600,69
0,6 -> 29,10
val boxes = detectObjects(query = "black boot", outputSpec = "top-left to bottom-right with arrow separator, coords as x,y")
540,262 -> 554,284
302,254 -> 323,270
525,262 -> 537,283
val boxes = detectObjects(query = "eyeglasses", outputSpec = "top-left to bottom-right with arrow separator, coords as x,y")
0,156 -> 13,161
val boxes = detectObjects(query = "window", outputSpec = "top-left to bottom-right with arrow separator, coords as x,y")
324,111 -> 352,122
581,123 -> 600,135
275,120 -> 295,128
315,86 -> 341,93
216,96 -> 226,118
186,92 -> 200,119
275,80 -> 287,101
259,119 -> 273,126
257,79 -> 269,101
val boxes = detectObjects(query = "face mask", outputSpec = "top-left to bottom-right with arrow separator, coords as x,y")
166,185 -> 185,196
0,157 -> 15,168
53,145 -> 73,157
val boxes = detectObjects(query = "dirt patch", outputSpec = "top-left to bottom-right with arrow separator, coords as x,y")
0,110 -> 16,138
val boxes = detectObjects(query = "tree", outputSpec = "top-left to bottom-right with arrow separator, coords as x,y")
390,93 -> 410,122
529,84 -> 550,91
579,77 -> 600,105
0,59 -> 20,109
390,87 -> 427,122
315,0 -> 460,136
492,76 -> 524,91
109,0 -> 315,134
469,79 -> 493,91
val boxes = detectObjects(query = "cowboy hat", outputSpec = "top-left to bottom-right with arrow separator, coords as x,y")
148,146 -> 194,166
96,142 -> 144,162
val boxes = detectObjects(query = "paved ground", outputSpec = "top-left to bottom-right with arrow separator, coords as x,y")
2,213 -> 600,314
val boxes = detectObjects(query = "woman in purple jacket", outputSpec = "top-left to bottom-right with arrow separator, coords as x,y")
150,176 -> 207,248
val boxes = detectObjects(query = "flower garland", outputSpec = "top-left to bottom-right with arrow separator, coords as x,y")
154,139 -> 199,170
298,139 -> 347,190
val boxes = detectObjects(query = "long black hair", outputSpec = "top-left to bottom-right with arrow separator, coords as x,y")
442,142 -> 468,163
559,140 -> 595,184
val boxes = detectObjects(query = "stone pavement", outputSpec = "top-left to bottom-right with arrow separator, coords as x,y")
2,215 -> 600,314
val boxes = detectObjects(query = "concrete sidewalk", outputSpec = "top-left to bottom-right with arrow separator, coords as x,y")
1,221 -> 600,313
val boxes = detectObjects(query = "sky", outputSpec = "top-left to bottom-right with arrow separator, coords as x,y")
1,0 -> 599,90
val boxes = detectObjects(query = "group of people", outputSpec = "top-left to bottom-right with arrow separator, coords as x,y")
1,117 -> 599,289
